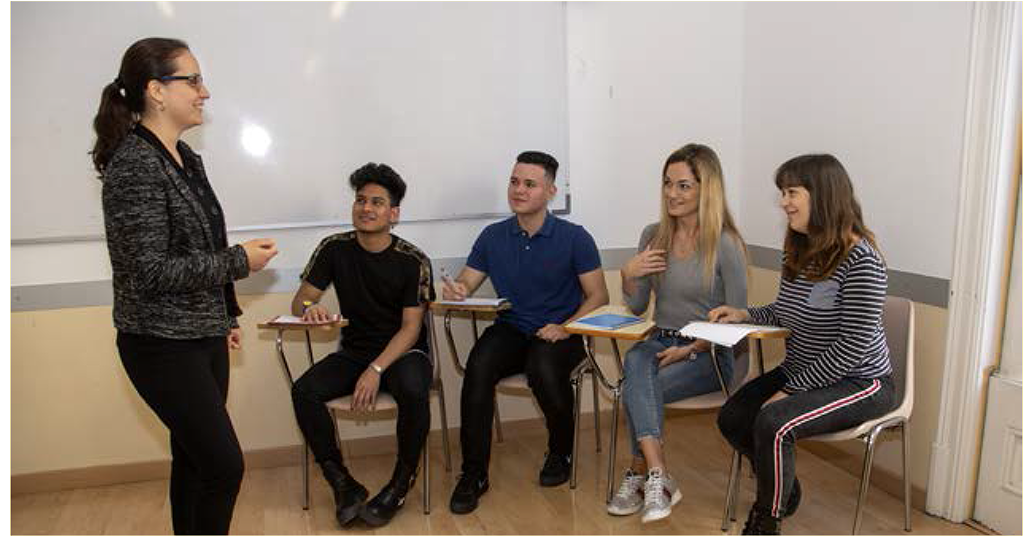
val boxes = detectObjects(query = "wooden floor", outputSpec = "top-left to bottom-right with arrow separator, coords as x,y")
12,412 -> 981,535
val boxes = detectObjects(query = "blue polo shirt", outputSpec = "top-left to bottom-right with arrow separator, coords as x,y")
466,213 -> 602,335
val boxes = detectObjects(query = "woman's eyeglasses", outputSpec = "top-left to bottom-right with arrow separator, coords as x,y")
159,73 -> 204,89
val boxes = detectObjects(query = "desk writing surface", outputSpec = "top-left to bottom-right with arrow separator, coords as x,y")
257,317 -> 347,331
430,301 -> 512,313
564,305 -> 654,341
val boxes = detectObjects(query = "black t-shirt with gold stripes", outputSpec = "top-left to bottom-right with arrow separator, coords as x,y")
302,231 -> 435,362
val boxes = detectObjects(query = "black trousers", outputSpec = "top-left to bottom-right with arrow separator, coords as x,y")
459,321 -> 586,477
117,332 -> 244,535
717,367 -> 895,518
290,350 -> 432,472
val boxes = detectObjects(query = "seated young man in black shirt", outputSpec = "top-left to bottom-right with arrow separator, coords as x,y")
289,163 -> 435,528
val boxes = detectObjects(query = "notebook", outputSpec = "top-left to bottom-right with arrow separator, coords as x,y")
435,297 -> 510,308
574,313 -> 645,330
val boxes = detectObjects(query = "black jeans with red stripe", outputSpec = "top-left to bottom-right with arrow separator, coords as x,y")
717,367 -> 895,518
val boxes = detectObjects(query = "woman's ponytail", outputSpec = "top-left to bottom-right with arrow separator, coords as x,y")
91,79 -> 135,175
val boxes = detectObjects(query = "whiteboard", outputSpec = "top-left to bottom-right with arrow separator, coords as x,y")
11,2 -> 569,241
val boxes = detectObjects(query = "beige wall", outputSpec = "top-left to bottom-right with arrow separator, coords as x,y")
11,268 -> 946,496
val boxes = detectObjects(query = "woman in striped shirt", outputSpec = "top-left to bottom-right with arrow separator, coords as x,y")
709,154 -> 896,535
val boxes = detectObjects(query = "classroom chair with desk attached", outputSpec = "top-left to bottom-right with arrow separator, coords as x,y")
719,296 -> 914,534
431,301 -> 604,450
259,311 -> 452,515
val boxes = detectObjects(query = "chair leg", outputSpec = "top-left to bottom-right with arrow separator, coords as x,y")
570,369 -> 583,489
302,441 -> 310,510
902,423 -> 912,532
604,389 -> 621,504
721,449 -> 741,531
853,430 -> 881,535
436,379 -> 452,472
494,397 -> 504,443
422,440 -> 431,514
591,369 -> 602,453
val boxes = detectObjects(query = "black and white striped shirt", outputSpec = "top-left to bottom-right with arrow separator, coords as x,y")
748,240 -> 892,393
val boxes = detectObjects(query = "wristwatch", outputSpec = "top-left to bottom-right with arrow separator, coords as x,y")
369,363 -> 384,375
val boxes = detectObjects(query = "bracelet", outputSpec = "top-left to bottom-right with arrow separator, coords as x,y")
369,363 -> 384,375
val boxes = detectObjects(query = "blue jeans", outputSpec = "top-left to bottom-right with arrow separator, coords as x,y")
621,334 -> 734,457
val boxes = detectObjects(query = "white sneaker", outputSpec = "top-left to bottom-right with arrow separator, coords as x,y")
641,467 -> 681,523
607,469 -> 646,516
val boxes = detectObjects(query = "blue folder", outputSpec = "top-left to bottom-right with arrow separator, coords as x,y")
575,313 -> 644,330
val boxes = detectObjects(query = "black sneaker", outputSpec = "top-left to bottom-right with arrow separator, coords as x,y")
741,507 -> 782,535
783,477 -> 801,518
449,472 -> 489,514
539,452 -> 572,487
321,460 -> 369,526
360,462 -> 417,527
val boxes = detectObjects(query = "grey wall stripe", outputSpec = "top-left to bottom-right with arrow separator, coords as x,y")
11,246 -> 950,312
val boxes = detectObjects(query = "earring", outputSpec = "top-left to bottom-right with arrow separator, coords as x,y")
158,102 -> 166,112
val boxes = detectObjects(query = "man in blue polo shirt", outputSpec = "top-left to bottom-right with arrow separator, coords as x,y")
443,151 -> 609,514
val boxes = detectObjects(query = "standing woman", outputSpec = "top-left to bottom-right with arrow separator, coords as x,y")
710,154 -> 896,535
93,38 -> 277,535
609,144 -> 748,523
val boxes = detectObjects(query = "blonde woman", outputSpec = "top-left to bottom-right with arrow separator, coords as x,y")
609,144 -> 748,522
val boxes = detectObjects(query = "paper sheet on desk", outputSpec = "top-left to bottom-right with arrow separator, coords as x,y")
677,322 -> 787,347
269,314 -> 340,325
435,298 -> 510,307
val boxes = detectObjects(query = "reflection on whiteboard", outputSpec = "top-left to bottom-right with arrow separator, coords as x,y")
12,2 -> 569,241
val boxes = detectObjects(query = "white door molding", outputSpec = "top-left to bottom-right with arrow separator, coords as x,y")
926,1 -> 1022,522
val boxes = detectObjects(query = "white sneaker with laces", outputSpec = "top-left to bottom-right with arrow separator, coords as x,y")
607,469 -> 646,516
641,467 -> 681,523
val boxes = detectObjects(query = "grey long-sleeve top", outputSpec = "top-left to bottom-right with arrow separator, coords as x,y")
624,223 -> 748,330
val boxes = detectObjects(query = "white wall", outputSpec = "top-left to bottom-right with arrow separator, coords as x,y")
567,1 -> 745,248
12,2 -> 972,285
739,2 -> 972,278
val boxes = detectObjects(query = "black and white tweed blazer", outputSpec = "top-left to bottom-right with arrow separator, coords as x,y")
102,132 -> 249,339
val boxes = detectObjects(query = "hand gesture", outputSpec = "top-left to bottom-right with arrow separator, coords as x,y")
708,305 -> 750,324
242,238 -> 278,272
351,367 -> 381,412
623,245 -> 667,280
536,323 -> 569,342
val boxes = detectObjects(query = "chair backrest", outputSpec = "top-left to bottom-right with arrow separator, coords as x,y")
882,296 -> 915,417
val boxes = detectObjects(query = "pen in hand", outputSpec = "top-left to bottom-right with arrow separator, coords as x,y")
440,267 -> 466,301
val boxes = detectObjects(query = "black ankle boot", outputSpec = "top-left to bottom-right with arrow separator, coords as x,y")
359,461 -> 418,527
321,460 -> 368,526
741,507 -> 782,535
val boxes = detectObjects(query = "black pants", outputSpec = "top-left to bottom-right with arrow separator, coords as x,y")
290,350 -> 432,472
459,321 -> 586,476
117,332 -> 244,535
717,367 -> 895,518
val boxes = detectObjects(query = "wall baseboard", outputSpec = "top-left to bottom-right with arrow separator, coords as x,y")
10,417 -> 554,496
12,411 -> 928,506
